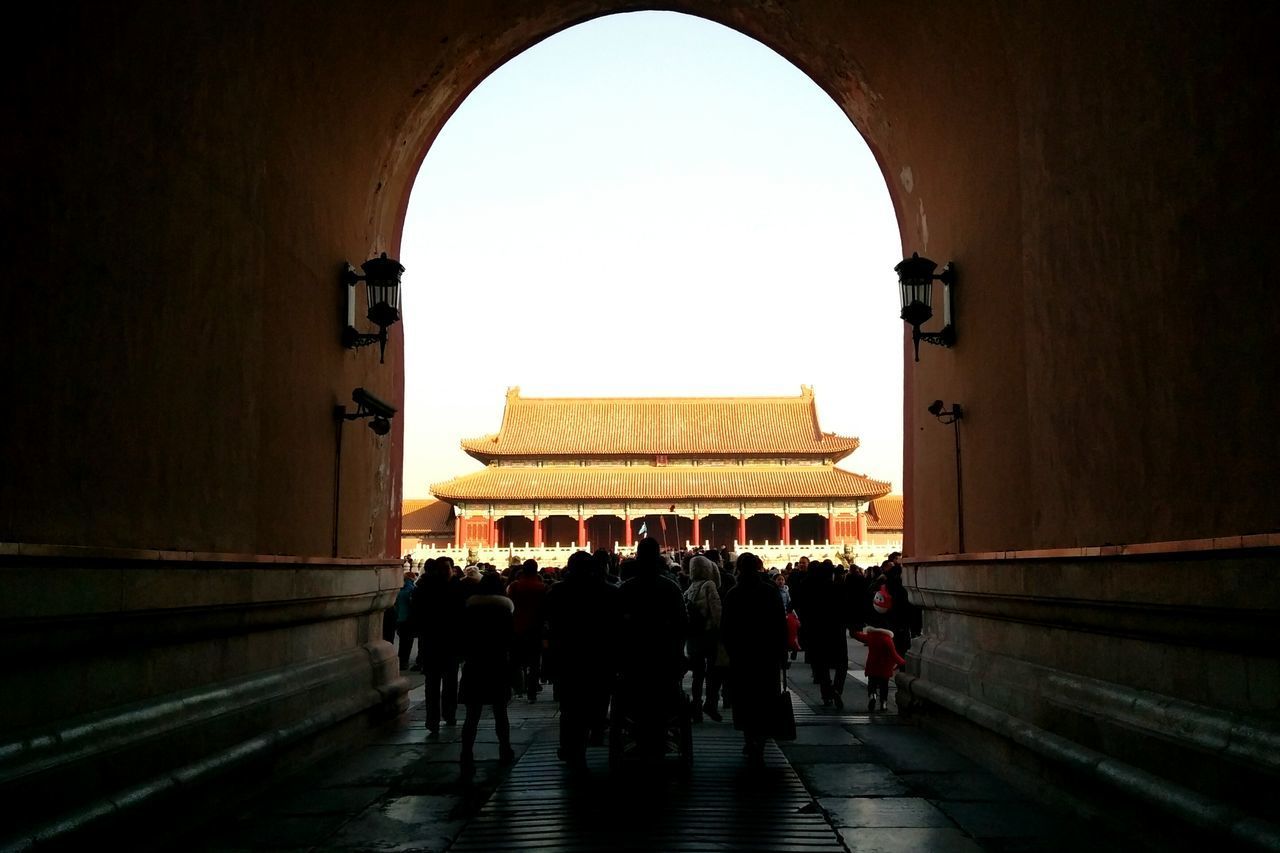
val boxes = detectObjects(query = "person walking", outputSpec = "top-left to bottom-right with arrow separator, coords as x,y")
852,625 -> 906,711
458,573 -> 516,765
395,569 -> 417,670
412,559 -> 463,734
507,559 -> 548,703
544,550 -> 621,768
722,552 -> 787,765
684,554 -> 724,722
617,538 -> 687,760
793,562 -> 850,709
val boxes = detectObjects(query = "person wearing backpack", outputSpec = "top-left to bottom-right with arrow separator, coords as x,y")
684,555 -> 724,721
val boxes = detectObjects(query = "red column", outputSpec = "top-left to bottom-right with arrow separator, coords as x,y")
488,515 -> 496,547
692,515 -> 700,547
857,512 -> 868,544
577,514 -> 585,547
455,514 -> 464,548
533,515 -> 542,547
737,512 -> 746,545
782,513 -> 791,544
825,514 -> 834,545
624,513 -> 633,547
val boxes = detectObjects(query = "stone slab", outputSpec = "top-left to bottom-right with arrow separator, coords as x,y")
836,826 -> 985,853
263,786 -> 386,816
820,796 -> 954,828
897,770 -> 1024,802
323,794 -> 466,852
936,801 -> 1064,840
794,763 -> 909,797
780,745 -> 875,765
789,727 -> 864,746
313,746 -> 424,786
854,726 -> 975,772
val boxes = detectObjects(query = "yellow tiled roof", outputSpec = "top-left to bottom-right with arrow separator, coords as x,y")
460,387 -> 860,462
401,498 -> 454,534
867,494 -> 904,530
431,465 -> 891,503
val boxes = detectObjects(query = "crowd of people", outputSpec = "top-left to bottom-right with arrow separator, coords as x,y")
385,540 -> 919,767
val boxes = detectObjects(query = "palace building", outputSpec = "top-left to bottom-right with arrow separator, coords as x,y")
428,386 -> 892,552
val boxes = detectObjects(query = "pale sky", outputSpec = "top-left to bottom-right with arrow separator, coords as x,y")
400,11 -> 903,497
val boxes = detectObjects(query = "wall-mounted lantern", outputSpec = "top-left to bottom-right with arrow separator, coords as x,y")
341,253 -> 404,363
895,252 -> 955,362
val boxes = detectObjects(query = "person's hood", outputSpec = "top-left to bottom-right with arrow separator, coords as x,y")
689,555 -> 719,582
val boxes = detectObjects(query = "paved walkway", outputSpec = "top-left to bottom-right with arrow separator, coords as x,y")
193,664 -> 1095,853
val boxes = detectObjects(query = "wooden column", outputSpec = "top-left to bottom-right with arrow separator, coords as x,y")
782,512 -> 791,544
624,511 -> 632,547
857,512 -> 868,544
737,512 -> 746,545
488,514 -> 496,547
455,513 -> 464,548
692,514 -> 700,547
825,514 -> 835,545
577,513 -> 585,547
533,514 -> 542,547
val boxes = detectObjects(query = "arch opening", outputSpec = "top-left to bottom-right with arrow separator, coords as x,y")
398,12 -> 905,544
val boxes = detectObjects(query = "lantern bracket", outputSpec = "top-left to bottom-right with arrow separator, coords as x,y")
896,254 -> 956,362
341,253 -> 404,364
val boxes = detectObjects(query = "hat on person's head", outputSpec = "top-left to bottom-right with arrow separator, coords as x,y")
768,567 -> 781,577
873,585 -> 894,614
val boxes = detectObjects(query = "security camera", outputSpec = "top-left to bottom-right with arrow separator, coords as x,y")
369,416 -> 392,436
352,387 -> 397,419
927,400 -> 945,417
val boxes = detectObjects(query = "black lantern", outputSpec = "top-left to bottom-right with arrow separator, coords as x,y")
342,252 -> 404,363
894,252 -> 955,362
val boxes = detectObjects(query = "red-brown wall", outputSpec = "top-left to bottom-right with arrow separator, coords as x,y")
3,1 -> 1276,561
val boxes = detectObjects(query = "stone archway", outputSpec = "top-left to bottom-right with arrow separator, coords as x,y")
9,4 -> 1277,845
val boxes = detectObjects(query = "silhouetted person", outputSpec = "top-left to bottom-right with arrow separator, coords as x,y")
722,552 -> 787,764
459,573 -> 515,765
793,561 -> 849,709
395,569 -> 417,670
507,559 -> 547,703
545,550 -> 621,768
617,537 -> 687,758
411,558 -> 463,733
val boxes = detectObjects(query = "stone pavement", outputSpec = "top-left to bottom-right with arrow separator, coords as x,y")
191,666 -> 1102,853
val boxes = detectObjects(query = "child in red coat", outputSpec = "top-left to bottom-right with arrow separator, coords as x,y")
851,626 -> 906,712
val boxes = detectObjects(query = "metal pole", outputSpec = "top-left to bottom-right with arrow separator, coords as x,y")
331,407 -> 346,558
953,418 -> 965,554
